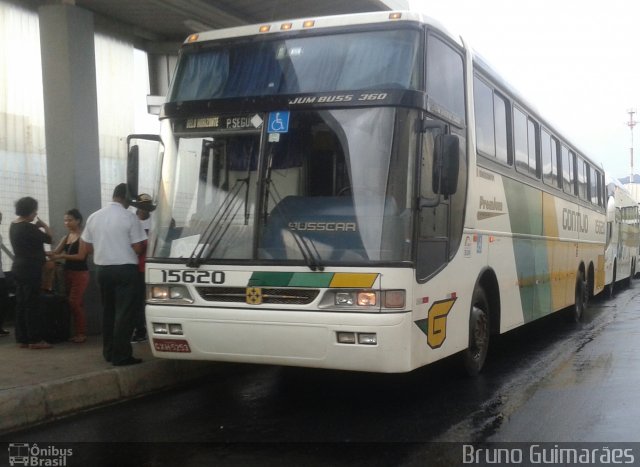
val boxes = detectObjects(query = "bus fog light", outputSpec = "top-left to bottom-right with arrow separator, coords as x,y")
383,290 -> 405,308
357,292 -> 377,306
358,333 -> 377,345
337,332 -> 356,344
335,292 -> 354,306
169,324 -> 183,335
153,323 -> 168,334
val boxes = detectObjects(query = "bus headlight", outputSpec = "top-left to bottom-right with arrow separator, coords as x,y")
147,285 -> 194,304
356,292 -> 376,306
335,292 -> 354,306
333,291 -> 377,308
325,290 -> 405,312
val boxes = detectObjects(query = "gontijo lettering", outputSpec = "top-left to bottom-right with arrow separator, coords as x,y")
563,208 -> 589,233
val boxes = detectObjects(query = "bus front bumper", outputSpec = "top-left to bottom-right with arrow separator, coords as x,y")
145,305 -> 415,373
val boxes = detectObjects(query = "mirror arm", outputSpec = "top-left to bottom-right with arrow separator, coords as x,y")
419,194 -> 441,209
421,119 -> 447,133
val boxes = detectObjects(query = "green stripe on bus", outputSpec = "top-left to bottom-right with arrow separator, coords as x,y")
289,272 -> 334,287
248,272 -> 295,287
248,272 -> 335,287
503,177 -> 551,322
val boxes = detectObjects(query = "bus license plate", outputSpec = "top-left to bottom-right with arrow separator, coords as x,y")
153,338 -> 191,353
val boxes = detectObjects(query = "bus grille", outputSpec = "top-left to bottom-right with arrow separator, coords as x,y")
195,287 -> 319,305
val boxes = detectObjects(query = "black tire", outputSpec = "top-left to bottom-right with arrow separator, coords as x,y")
572,272 -> 587,323
607,263 -> 616,298
463,287 -> 490,377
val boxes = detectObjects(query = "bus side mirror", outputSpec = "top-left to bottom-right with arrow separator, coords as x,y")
127,144 -> 140,201
433,134 -> 460,196
126,133 -> 162,203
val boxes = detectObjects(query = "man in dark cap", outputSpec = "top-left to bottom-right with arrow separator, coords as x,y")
130,193 -> 156,343
80,183 -> 147,366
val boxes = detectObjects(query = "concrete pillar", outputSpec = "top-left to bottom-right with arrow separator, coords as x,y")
39,4 -> 101,233
39,4 -> 102,334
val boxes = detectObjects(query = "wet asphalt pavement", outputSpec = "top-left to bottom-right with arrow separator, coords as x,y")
3,281 -> 639,465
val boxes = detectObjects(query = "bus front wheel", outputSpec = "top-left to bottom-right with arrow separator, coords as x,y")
463,287 -> 490,377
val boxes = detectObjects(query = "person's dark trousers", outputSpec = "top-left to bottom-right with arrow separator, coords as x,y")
96,264 -> 138,364
0,277 -> 8,329
133,270 -> 146,336
14,277 -> 42,344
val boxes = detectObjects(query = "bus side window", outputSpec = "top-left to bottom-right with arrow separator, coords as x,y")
541,129 -> 560,188
426,34 -> 465,124
561,146 -> 574,195
576,157 -> 588,200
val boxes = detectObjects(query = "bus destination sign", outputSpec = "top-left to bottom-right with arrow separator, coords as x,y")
180,114 -> 264,131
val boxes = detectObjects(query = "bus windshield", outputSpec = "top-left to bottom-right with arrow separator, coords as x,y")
151,108 -> 417,265
170,29 -> 421,101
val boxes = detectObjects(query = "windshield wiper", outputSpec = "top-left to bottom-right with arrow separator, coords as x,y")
262,152 -> 324,271
186,177 -> 248,268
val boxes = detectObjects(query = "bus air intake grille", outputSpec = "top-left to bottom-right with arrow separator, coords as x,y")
196,287 -> 319,305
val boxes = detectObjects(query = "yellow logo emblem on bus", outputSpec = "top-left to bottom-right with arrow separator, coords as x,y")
246,287 -> 263,305
427,298 -> 456,349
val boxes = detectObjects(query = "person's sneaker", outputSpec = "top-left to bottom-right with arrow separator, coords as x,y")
0,329 -> 10,336
131,332 -> 147,343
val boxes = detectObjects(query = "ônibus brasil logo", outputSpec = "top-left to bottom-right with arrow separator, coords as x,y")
8,443 -> 73,466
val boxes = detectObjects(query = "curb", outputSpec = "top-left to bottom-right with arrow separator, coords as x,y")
0,360 -> 217,434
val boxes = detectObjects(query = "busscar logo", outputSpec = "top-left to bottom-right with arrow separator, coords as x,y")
288,221 -> 357,232
8,443 -> 73,466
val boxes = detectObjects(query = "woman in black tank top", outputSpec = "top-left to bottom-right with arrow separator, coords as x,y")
50,209 -> 89,343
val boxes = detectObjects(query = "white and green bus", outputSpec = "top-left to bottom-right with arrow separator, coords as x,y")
604,178 -> 640,295
129,10 -> 607,374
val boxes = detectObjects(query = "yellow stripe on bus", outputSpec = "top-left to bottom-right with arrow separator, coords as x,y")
329,273 -> 378,288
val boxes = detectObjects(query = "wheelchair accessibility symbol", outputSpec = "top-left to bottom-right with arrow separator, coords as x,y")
268,111 -> 290,133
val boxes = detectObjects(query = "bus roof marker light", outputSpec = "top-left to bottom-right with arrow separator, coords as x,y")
389,12 -> 402,20
186,34 -> 199,43
303,20 -> 315,28
259,25 -> 271,33
280,22 -> 293,30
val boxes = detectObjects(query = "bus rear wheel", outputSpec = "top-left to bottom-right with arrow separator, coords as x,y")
572,272 -> 587,322
463,287 -> 490,377
607,261 -> 616,298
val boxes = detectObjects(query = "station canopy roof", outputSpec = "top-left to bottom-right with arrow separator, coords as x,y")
22,0 -> 409,43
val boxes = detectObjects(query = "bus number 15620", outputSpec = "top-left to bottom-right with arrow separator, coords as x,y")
160,269 -> 225,284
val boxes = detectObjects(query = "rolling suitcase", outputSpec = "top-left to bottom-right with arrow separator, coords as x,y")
40,292 -> 71,343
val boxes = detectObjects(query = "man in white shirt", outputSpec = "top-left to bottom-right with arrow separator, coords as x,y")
0,210 -> 15,336
80,183 -> 147,366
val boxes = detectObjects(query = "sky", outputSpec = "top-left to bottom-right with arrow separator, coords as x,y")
408,0 -> 640,180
